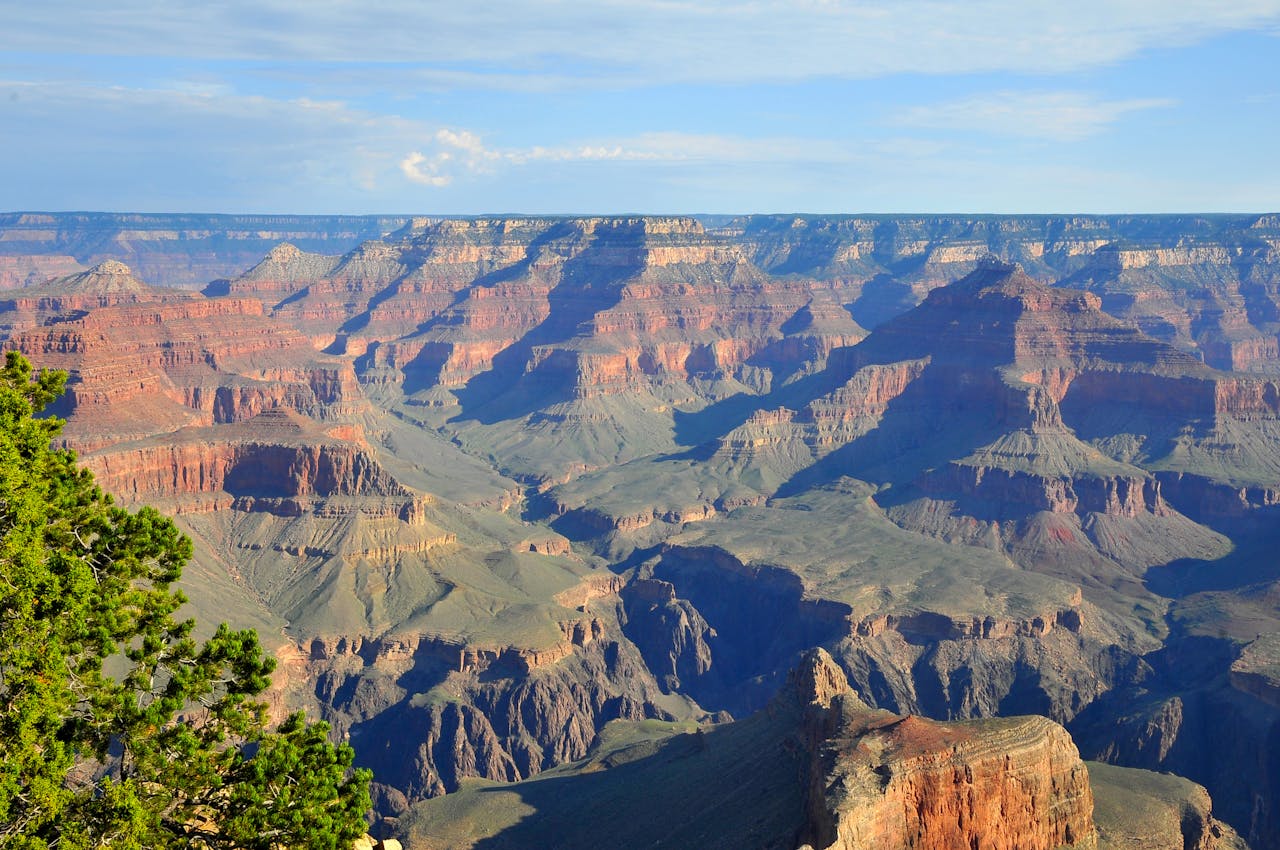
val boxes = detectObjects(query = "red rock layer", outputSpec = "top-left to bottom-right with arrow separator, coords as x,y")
81,410 -> 423,520
222,217 -> 861,397
796,649 -> 1095,850
4,289 -> 364,450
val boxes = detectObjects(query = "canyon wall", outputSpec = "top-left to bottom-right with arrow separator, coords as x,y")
0,212 -> 408,287
4,214 -> 1280,847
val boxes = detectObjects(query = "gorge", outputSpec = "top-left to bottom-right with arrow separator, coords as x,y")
4,212 -> 1280,848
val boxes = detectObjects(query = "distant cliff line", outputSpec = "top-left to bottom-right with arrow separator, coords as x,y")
2,209 -> 1277,289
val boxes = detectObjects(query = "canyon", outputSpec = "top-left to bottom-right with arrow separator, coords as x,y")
3,212 -> 1280,848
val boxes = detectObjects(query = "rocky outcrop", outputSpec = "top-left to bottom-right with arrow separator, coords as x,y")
1231,634 -> 1280,709
794,649 -> 1095,850
621,578 -> 717,692
837,624 -> 1131,727
310,627 -> 689,803
623,545 -> 854,713
83,411 -> 421,519
1067,631 -> 1277,849
214,242 -> 342,302
918,465 -> 1167,519
852,603 -> 1084,642
0,260 -> 195,333
1156,472 -> 1280,525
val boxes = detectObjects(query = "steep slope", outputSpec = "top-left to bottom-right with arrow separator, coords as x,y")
216,216 -> 861,483
6,216 -> 1280,847
0,252 -> 710,819
398,650 -> 1131,850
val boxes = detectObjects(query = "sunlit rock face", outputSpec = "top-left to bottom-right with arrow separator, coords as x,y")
5,214 -> 1280,848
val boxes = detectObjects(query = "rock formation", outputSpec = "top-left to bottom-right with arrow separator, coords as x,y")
794,649 -> 1094,850
2,265 -> 364,450
401,649 -> 1227,850
0,211 -> 407,287
5,214 -> 1280,848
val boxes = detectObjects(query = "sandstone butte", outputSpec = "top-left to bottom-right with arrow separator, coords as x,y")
2,215 -> 1280,849
793,649 -> 1096,850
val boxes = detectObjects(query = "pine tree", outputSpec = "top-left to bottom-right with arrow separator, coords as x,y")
0,352 -> 371,849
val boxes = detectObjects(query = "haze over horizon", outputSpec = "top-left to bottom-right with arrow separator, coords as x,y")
2,1 -> 1278,215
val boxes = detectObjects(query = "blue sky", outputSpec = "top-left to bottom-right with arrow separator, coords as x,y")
2,1 -> 1278,214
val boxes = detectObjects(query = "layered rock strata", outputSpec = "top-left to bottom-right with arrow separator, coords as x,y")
397,650 -> 1241,850
795,649 -> 1094,850
6,215 -> 1280,847
2,265 -> 365,449
303,622 -> 690,805
0,211 -> 407,287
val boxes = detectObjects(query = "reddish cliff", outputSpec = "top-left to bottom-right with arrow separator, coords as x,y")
3,278 -> 365,449
0,260 -> 196,331
83,409 -> 422,518
223,217 -> 854,401
795,649 -> 1095,850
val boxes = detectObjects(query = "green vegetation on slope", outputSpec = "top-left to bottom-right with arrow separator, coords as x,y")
0,352 -> 371,849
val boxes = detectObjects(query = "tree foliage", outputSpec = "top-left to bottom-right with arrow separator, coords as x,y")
0,352 -> 371,848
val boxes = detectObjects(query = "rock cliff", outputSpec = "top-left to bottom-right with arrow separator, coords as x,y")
2,268 -> 365,449
1089,761 -> 1248,850
397,648 -> 1108,850
0,211 -> 407,287
6,214 -> 1280,848
278,595 -> 717,816
795,649 -> 1094,850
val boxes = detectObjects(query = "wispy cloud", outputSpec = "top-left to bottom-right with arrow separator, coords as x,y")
397,128 -> 872,188
399,129 -> 650,187
5,1 -> 1280,86
0,78 -> 871,207
0,79 -> 433,209
892,91 -> 1176,141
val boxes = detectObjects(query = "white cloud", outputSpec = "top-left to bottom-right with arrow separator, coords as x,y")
398,130 -> 660,188
395,128 -> 871,188
2,78 -> 862,203
400,151 -> 452,187
4,1 -> 1280,85
0,79 -> 438,209
892,91 -> 1176,141
1,73 -> 1270,215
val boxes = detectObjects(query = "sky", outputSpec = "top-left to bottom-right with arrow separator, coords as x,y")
2,1 -> 1279,215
